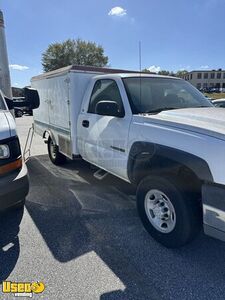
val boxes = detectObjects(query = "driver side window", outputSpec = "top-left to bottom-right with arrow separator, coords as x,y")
88,79 -> 124,114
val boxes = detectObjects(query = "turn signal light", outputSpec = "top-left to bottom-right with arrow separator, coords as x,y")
0,158 -> 22,175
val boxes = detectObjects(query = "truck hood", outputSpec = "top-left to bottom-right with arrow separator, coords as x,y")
0,111 -> 16,140
142,107 -> 225,141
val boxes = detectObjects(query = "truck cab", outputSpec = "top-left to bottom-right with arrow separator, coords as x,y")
0,90 -> 29,210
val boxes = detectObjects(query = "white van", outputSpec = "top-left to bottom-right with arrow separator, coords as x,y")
0,88 -> 39,210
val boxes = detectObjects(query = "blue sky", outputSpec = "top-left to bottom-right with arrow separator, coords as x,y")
1,0 -> 225,87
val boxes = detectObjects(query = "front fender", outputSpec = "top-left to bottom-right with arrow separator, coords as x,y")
127,141 -> 213,184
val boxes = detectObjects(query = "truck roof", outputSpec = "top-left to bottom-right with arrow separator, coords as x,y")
31,65 -> 145,81
31,65 -> 181,81
96,73 -> 181,80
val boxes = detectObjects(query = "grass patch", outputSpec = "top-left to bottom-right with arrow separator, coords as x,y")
204,93 -> 225,99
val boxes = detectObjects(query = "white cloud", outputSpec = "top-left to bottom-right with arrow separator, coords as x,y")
200,65 -> 210,69
178,65 -> 191,71
9,64 -> 29,71
108,7 -> 127,17
147,65 -> 161,73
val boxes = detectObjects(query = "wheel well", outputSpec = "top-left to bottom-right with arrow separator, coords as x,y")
43,130 -> 56,144
130,153 -> 202,194
128,142 -> 212,191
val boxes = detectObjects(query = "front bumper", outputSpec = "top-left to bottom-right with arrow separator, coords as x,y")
202,183 -> 225,241
0,163 -> 29,210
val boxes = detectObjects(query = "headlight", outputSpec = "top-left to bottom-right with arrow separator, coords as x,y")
0,145 -> 10,159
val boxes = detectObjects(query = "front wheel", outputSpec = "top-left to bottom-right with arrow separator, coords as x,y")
137,175 -> 201,248
47,137 -> 67,165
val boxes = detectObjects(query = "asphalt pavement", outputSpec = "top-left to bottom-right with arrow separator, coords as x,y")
1,116 -> 225,299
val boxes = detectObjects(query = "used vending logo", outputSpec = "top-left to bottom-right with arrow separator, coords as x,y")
2,281 -> 45,297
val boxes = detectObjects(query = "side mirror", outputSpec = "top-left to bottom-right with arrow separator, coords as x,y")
24,87 -> 40,109
96,101 -> 125,118
5,97 -> 14,110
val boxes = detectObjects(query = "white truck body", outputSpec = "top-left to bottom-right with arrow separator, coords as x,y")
32,65 -> 225,247
32,68 -> 100,158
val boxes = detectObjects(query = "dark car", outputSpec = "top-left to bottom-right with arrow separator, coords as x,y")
12,97 -> 33,116
212,99 -> 225,107
14,107 -> 23,118
23,106 -> 33,116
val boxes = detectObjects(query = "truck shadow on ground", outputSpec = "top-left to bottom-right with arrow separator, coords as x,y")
25,155 -> 225,300
0,208 -> 24,282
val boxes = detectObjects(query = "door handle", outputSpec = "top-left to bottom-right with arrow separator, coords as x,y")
82,120 -> 89,128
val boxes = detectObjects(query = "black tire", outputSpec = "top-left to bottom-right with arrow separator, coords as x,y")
12,199 -> 25,211
47,137 -> 67,165
137,175 -> 201,248
15,110 -> 23,118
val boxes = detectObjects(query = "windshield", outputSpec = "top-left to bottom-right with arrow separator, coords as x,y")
0,91 -> 7,110
123,77 -> 213,114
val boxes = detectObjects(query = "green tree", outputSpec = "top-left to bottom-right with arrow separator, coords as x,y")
175,70 -> 188,78
42,39 -> 108,72
158,70 -> 171,76
142,69 -> 175,76
142,68 -> 151,73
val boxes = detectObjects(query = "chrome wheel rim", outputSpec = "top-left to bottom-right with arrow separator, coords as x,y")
144,189 -> 176,233
50,141 -> 57,159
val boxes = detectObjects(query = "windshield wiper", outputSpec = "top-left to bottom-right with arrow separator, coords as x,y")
144,107 -> 178,114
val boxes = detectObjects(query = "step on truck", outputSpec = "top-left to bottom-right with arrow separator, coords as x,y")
31,65 -> 225,248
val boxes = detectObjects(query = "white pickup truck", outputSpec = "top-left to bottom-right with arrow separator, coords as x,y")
32,65 -> 225,248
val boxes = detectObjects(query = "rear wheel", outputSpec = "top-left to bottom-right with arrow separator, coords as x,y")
137,175 -> 201,248
47,137 -> 66,165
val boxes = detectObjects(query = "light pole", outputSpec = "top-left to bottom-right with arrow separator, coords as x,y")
0,10 -> 12,99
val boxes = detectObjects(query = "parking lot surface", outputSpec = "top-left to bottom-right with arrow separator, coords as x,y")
1,116 -> 225,299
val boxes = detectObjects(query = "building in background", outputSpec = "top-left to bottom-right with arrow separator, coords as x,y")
183,69 -> 225,92
0,10 -> 12,98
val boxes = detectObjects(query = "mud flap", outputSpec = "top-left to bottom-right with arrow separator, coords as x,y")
202,183 -> 225,242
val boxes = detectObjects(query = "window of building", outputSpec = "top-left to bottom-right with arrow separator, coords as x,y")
203,83 -> 208,88
196,83 -> 201,89
222,83 -> 225,88
211,73 -> 215,79
223,73 -> 225,79
204,73 -> 208,79
217,73 -> 221,79
215,83 -> 221,89
197,73 -> 202,79
190,74 -> 192,80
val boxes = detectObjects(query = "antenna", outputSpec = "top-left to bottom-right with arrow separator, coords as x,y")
139,41 -> 142,72
139,41 -> 142,110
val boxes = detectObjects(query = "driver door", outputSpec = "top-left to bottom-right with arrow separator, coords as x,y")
78,78 -> 132,180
